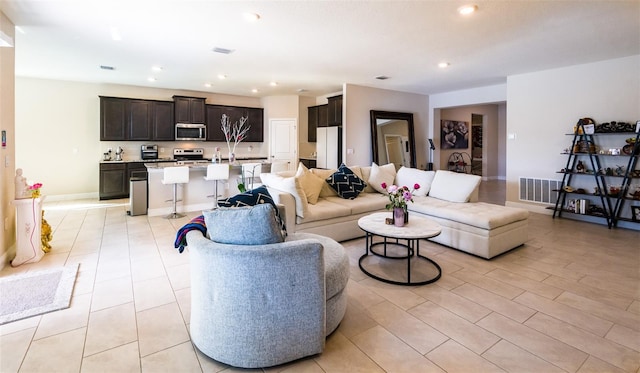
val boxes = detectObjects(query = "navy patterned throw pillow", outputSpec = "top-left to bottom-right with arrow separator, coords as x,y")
326,164 -> 367,200
218,186 -> 287,236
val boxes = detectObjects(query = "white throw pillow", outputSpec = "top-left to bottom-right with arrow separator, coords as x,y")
368,162 -> 396,194
260,172 -> 308,217
428,170 -> 481,202
395,167 -> 436,196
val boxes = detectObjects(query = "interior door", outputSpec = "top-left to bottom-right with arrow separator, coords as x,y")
269,119 -> 297,171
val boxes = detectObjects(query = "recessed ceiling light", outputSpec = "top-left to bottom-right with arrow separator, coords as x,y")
438,62 -> 450,68
297,89 -> 307,93
212,47 -> 235,54
99,65 -> 115,70
218,74 -> 227,80
147,77 -> 157,82
251,89 -> 259,93
375,75 -> 390,80
204,83 -> 212,88
458,4 -> 478,15
151,66 -> 163,72
243,12 -> 261,22
269,81 -> 278,87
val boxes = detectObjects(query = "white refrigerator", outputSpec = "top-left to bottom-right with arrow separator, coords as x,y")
316,127 -> 342,169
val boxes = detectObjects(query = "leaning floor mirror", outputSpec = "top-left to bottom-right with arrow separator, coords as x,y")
370,110 -> 417,170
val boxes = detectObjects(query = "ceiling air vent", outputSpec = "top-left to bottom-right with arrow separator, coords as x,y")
212,47 -> 235,55
100,65 -> 115,70
375,75 -> 390,80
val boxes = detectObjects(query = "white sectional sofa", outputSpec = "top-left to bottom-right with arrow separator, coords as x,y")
261,163 -> 529,259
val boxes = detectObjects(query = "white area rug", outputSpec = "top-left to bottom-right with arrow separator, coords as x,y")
0,264 -> 79,325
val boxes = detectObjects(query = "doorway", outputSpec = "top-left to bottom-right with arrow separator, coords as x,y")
269,119 -> 297,171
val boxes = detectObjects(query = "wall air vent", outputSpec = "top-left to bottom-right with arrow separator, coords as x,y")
212,47 -> 235,55
100,65 -> 115,70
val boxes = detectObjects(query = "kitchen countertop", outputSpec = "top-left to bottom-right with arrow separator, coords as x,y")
100,156 -> 269,164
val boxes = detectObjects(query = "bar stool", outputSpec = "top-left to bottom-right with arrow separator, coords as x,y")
162,166 -> 189,219
241,162 -> 262,190
204,164 -> 230,209
270,161 -> 289,173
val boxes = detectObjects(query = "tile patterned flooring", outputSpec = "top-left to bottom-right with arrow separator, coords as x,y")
1,181 -> 639,372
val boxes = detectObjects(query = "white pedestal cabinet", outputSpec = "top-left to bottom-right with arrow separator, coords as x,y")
12,197 -> 45,267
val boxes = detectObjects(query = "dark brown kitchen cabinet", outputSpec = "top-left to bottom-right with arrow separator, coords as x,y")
206,104 -> 264,142
308,106 -> 318,142
99,163 -> 127,200
100,96 -> 165,141
307,104 -> 328,142
152,101 -> 175,141
173,96 -> 205,124
100,97 -> 127,140
327,95 -> 343,126
128,100 -> 153,140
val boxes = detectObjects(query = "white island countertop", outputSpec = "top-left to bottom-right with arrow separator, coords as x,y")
145,161 -> 270,217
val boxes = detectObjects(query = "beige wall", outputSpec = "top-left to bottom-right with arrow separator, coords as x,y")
15,78 -> 268,198
0,11 -> 15,267
343,84 -> 430,168
506,55 -> 640,210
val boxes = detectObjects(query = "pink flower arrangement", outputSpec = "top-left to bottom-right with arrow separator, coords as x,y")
28,182 -> 43,198
381,182 -> 420,210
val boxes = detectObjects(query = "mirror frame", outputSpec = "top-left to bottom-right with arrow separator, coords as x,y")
370,110 -> 417,168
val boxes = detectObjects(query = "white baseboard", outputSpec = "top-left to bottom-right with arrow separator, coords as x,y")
45,192 -> 99,202
506,201 -> 553,215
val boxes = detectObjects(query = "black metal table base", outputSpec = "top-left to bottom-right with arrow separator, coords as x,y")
358,232 -> 442,286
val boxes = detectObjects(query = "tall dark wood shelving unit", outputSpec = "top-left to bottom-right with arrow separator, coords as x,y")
552,122 -> 640,228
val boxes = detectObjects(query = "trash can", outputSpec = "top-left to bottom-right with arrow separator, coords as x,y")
128,171 -> 147,216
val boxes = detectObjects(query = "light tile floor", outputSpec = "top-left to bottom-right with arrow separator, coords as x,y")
1,181 -> 639,372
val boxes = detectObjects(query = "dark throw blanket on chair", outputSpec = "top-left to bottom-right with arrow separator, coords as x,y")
174,215 -> 206,253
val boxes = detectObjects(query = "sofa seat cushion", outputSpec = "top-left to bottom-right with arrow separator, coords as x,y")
324,193 -> 389,215
285,233 -> 349,301
409,197 -> 529,230
296,198 -> 352,224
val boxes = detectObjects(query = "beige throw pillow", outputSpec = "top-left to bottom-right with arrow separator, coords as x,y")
311,168 -> 339,198
295,163 -> 325,205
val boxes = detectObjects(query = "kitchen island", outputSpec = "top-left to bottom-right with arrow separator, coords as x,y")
145,161 -> 269,217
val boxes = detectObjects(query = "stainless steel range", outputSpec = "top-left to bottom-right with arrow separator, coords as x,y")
173,148 -> 210,165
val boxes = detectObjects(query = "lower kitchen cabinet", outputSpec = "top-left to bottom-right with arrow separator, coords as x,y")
99,163 -> 128,200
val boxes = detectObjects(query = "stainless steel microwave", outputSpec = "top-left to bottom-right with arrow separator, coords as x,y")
175,123 -> 206,141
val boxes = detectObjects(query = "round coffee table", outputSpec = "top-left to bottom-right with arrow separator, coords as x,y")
358,212 -> 442,286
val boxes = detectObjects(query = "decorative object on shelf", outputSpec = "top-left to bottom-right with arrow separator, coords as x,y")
28,183 -> 43,199
595,121 -> 635,133
576,161 -> 585,173
221,113 -> 250,162
381,182 -> 420,227
632,206 -> 640,221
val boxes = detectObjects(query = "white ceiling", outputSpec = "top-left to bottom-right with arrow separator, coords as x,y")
1,0 -> 639,98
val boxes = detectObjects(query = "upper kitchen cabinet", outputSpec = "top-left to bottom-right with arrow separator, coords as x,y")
128,99 -> 153,140
152,101 -> 175,141
327,95 -> 343,126
100,96 -> 127,140
173,96 -> 206,124
307,104 -> 328,142
100,96 -> 174,141
206,104 -> 264,142
100,96 -> 152,141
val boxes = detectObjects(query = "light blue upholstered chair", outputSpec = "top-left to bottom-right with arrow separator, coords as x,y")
186,230 -> 349,368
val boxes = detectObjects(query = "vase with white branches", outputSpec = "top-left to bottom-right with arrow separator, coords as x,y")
221,114 -> 250,163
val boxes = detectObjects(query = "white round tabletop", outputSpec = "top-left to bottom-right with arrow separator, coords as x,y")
358,212 -> 442,240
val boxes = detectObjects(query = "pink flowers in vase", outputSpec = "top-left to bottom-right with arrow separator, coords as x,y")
28,183 -> 43,198
381,182 -> 420,210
